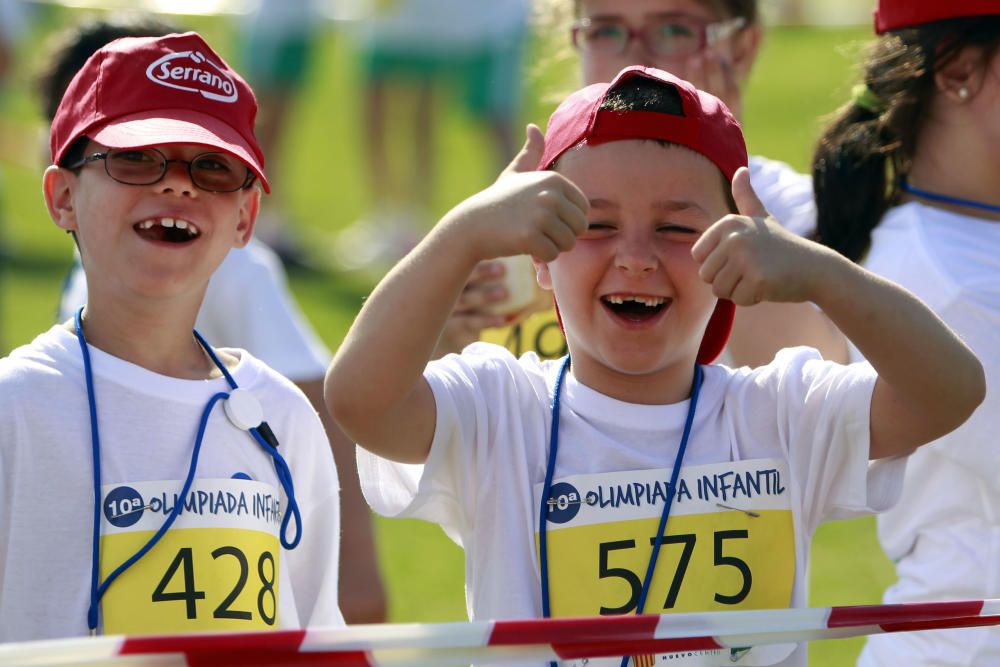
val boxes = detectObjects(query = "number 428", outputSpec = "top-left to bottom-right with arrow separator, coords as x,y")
152,546 -> 277,624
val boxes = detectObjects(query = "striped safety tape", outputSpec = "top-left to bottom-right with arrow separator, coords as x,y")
1,598 -> 998,666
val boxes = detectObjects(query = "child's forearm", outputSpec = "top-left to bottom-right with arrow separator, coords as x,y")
810,249 -> 986,458
325,220 -> 480,462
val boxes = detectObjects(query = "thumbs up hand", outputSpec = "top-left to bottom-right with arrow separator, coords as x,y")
691,167 -> 826,306
440,124 -> 589,265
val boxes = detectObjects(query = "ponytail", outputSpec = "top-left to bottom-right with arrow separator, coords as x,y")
812,17 -> 1000,262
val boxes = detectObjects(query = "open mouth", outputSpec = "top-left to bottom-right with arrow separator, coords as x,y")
134,217 -> 201,244
602,294 -> 669,322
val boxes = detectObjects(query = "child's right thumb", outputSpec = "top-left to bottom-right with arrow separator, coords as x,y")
500,124 -> 546,178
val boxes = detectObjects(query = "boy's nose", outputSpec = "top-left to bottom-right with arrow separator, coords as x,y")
158,161 -> 197,196
615,236 -> 657,273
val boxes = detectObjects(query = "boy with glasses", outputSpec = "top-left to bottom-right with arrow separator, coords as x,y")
0,32 -> 344,640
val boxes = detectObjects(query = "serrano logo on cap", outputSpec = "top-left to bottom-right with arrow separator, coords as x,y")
146,50 -> 238,103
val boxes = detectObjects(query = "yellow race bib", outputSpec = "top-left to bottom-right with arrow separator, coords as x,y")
99,478 -> 282,634
536,460 -> 797,666
483,309 -> 567,360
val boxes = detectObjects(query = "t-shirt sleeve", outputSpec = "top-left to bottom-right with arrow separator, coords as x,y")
357,344 -> 541,545
748,348 -> 906,533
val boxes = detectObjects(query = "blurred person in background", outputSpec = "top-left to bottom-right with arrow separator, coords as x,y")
335,0 -> 530,272
811,1 -> 1000,664
237,0 -> 324,267
48,13 -> 387,625
0,0 -> 33,351
459,0 -> 844,368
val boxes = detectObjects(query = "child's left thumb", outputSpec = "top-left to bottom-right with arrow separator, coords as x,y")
731,167 -> 769,219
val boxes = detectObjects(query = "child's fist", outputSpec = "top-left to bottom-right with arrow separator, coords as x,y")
691,167 -> 821,306
447,125 -> 589,264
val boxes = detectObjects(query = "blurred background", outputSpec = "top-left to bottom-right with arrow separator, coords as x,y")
0,0 -> 890,664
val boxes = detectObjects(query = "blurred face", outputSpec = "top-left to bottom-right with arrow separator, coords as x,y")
43,141 -> 259,307
536,140 -> 729,402
576,0 -> 758,91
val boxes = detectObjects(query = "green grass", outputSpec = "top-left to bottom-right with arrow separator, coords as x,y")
0,12 -> 892,664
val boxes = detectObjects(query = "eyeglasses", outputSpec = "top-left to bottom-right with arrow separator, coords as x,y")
571,13 -> 747,58
69,147 -> 256,193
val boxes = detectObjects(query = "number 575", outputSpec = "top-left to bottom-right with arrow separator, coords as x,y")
597,530 -> 751,615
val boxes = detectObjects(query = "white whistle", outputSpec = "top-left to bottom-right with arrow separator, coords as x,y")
225,388 -> 263,431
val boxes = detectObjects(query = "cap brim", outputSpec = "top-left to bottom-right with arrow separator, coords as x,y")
89,109 -> 270,193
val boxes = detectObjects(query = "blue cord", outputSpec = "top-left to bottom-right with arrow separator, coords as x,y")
534,352 -> 703,667
249,427 -> 302,549
91,391 -> 230,623
538,355 -> 571,622
899,180 -> 1000,215
196,329 -> 301,549
76,307 -> 103,633
77,307 -> 301,632
635,365 -> 703,617
616,365 -> 702,667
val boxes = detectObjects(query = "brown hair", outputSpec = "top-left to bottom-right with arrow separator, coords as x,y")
812,17 -> 1000,262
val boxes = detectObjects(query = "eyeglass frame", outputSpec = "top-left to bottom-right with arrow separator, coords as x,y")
67,147 -> 257,193
570,13 -> 748,58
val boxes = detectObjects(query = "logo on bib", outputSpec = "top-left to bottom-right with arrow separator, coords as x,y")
146,51 -> 238,103
104,485 -> 146,527
546,482 -> 582,524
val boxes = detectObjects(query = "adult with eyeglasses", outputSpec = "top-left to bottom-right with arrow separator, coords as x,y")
472,0 -> 846,367
45,15 -> 388,626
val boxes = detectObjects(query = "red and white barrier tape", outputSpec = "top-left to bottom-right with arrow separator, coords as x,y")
3,599 -> 998,666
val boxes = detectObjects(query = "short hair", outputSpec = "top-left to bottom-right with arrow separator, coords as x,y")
37,13 -> 178,122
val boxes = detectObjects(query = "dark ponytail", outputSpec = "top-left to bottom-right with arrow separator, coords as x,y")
812,17 -> 1000,262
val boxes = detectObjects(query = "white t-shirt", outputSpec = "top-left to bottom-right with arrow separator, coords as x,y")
359,344 -> 905,667
59,240 -> 331,382
0,326 -> 344,641
748,155 -> 815,239
855,202 -> 1000,667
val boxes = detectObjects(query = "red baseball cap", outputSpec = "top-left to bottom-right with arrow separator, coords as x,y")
539,66 -> 745,365
875,0 -> 999,34
50,32 -> 269,192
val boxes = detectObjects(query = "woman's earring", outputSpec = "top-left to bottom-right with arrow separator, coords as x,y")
959,87 -> 970,100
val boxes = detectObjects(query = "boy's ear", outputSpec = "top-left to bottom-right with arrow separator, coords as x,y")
233,186 -> 261,248
934,45 -> 987,103
42,166 -> 78,232
532,257 -> 553,291
729,22 -> 762,86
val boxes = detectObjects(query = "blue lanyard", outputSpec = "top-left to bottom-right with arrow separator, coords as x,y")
537,357 -> 703,667
74,307 -> 302,634
899,180 -> 1000,215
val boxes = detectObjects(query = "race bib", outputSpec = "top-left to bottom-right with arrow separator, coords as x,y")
99,478 -> 282,634
483,309 -> 567,360
535,459 -> 797,666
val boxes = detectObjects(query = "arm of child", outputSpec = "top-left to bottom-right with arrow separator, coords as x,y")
692,167 -> 986,460
325,125 -> 589,464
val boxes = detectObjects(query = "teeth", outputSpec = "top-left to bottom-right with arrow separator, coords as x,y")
136,218 -> 200,237
604,295 -> 665,307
